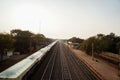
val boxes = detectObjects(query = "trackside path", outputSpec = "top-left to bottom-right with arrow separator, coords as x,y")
71,48 -> 119,80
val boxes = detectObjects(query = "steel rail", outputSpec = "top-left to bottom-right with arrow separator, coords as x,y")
48,47 -> 57,80
66,45 -> 100,80
59,43 -> 72,80
40,50 -> 55,80
41,43 -> 59,80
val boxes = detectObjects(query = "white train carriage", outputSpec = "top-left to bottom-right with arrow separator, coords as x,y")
0,41 -> 57,80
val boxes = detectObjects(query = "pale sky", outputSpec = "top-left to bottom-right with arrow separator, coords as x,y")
0,0 -> 120,39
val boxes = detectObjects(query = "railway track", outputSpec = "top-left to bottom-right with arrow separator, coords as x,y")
25,41 -> 101,80
62,43 -> 100,80
40,46 -> 57,80
50,45 -> 62,80
60,43 -> 72,80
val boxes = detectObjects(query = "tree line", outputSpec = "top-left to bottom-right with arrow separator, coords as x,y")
68,33 -> 120,55
0,29 -> 53,61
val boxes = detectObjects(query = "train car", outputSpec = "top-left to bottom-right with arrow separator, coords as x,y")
0,41 -> 57,80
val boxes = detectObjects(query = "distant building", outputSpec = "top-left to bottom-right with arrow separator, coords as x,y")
67,41 -> 79,48
7,51 -> 13,57
0,50 -> 14,61
71,42 -> 79,48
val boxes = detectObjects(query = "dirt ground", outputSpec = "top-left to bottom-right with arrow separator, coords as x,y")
71,48 -> 120,80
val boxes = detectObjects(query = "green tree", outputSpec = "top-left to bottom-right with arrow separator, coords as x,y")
11,29 -> 34,54
79,37 -> 96,55
11,29 -> 48,53
0,33 -> 14,61
68,37 -> 84,43
31,34 -> 46,49
104,33 -> 120,53
116,42 -> 120,54
80,33 -> 120,55
33,34 -> 46,44
80,36 -> 109,55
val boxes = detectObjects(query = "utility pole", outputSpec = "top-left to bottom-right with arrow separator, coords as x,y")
92,43 -> 94,60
